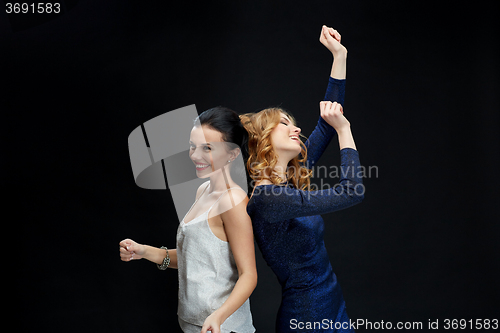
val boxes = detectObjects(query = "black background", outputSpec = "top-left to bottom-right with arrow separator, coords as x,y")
4,1 -> 499,332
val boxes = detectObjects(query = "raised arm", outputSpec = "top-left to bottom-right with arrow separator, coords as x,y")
322,26 -> 347,80
304,78 -> 345,168
254,92 -> 361,222
304,26 -> 348,168
252,147 -> 363,223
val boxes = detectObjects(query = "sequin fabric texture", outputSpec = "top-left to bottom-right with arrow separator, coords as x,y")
247,78 -> 363,332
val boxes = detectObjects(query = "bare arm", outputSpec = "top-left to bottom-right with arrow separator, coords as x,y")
302,27 -> 348,168
201,190 -> 257,333
119,240 -> 178,269
143,246 -> 178,269
320,101 -> 356,150
118,182 -> 210,269
320,25 -> 347,79
330,53 -> 347,79
337,127 -> 356,150
318,26 -> 356,150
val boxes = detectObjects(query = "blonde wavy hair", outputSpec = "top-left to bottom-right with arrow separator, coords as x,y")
240,107 -> 312,191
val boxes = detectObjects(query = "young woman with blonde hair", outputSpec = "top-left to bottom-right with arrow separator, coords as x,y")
241,26 -> 363,332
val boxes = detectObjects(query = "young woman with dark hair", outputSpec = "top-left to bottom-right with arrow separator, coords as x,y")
120,107 -> 257,333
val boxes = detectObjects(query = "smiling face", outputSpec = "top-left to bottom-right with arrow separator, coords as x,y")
269,113 -> 302,162
189,125 -> 236,178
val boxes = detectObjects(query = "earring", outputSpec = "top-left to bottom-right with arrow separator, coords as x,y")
227,160 -> 232,163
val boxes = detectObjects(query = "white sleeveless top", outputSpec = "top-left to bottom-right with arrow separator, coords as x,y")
176,183 -> 255,333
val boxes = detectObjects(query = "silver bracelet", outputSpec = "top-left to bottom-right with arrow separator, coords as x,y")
157,246 -> 171,270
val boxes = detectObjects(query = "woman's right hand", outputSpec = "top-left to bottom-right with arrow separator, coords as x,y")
119,238 -> 146,261
319,25 -> 347,58
320,101 -> 350,132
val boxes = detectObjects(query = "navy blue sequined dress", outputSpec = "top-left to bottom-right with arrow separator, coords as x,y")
247,78 -> 363,332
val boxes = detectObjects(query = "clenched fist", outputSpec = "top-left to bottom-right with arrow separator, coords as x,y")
119,238 -> 146,261
319,25 -> 347,58
320,101 -> 350,132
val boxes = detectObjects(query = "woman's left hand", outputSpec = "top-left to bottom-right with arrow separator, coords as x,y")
320,101 -> 350,132
201,312 -> 222,333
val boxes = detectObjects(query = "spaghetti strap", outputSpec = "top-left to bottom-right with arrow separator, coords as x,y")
183,184 -> 246,224
182,182 -> 210,222
207,187 -> 247,214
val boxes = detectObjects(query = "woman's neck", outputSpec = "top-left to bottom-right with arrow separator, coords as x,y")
269,158 -> 289,182
208,166 -> 236,192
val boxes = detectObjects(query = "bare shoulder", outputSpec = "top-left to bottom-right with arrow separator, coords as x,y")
220,187 -> 249,207
195,181 -> 210,200
218,187 -> 250,219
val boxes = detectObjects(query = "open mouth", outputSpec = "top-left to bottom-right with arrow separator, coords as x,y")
289,135 -> 300,142
195,163 -> 210,171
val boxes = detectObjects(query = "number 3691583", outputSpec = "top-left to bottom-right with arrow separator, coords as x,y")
6,3 -> 61,14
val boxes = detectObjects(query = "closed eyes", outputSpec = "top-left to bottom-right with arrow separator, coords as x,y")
280,118 -> 291,126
